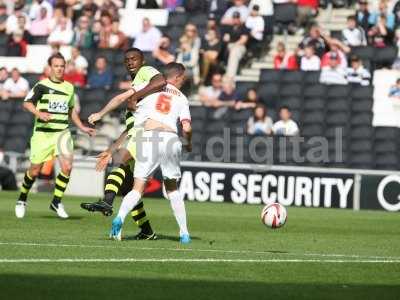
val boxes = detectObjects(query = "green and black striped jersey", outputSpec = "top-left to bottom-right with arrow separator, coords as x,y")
24,78 -> 75,133
125,65 -> 160,133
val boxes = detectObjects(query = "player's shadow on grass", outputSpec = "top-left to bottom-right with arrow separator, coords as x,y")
39,216 -> 84,220
124,234 -> 201,242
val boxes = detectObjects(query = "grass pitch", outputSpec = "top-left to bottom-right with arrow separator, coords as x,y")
0,191 -> 399,300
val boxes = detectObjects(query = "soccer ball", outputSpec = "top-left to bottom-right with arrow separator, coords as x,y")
261,203 -> 287,229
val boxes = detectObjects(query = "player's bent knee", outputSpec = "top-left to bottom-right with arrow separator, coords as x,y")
164,178 -> 178,192
29,165 -> 42,178
113,149 -> 132,166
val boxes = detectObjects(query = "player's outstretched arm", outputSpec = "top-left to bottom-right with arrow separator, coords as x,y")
182,120 -> 192,152
88,89 -> 136,124
127,74 -> 167,110
70,108 -> 96,136
23,101 -> 52,122
95,129 -> 129,172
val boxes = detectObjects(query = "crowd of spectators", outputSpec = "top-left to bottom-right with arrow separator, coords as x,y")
2,0 -> 400,142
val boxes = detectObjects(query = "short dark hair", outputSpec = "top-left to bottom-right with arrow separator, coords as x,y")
163,62 -> 186,79
125,47 -> 144,58
347,15 -> 356,21
48,53 -> 66,66
280,105 -> 290,111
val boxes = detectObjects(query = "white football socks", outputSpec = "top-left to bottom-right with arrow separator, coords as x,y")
167,190 -> 189,236
117,190 -> 141,222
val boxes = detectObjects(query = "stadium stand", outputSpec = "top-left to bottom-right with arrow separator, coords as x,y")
0,0 -> 399,173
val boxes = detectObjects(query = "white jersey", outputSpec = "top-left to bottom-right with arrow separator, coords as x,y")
133,83 -> 191,133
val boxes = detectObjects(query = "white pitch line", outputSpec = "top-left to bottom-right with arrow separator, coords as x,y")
1,241 -> 399,261
0,258 -> 400,264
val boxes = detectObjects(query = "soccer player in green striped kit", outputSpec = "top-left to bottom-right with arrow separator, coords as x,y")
15,53 -> 95,219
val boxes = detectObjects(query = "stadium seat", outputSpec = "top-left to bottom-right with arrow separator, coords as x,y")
350,86 -> 373,99
350,126 -> 373,139
351,112 -> 372,126
80,48 -> 95,64
8,112 -> 32,125
302,124 -> 324,137
280,84 -> 302,97
274,3 -> 297,25
351,46 -> 375,61
6,125 -> 31,138
113,64 -> 127,78
80,102 -> 103,120
374,140 -> 397,153
167,12 -> 188,27
375,153 -> 399,169
260,69 -> 281,83
325,126 -> 349,138
326,99 -> 349,112
281,71 -> 303,83
235,81 -> 257,99
0,101 -> 13,112
374,46 -> 398,66
0,33 -> 7,46
190,106 -> 208,120
3,137 -> 27,153
31,35 -> 49,45
301,110 -> 325,124
351,98 -> 373,112
349,153 -> 374,168
24,73 -> 40,87
326,112 -> 349,125
326,85 -> 350,98
0,124 -> 6,136
303,98 -> 325,110
230,109 -> 252,122
350,139 -> 373,152
164,26 -> 184,42
303,84 -> 326,98
374,127 -> 399,140
191,119 -> 204,131
303,71 -> 321,84
189,13 -> 208,27
205,120 -> 226,133
257,83 -> 280,107
280,96 -> 302,110
82,88 -> 106,103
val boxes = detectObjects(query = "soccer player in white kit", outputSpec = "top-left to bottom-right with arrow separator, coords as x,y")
110,62 -> 192,244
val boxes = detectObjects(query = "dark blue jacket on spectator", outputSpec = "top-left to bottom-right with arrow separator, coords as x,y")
87,69 -> 113,89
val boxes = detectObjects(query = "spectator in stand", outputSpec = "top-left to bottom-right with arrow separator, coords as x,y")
48,17 -> 74,45
342,15 -> 367,47
272,106 -> 299,136
368,15 -> 394,47
321,41 -> 349,69
274,41 -> 298,70
87,56 -> 113,89
176,36 -> 200,91
6,31 -> 27,57
249,0 -> 273,17
6,4 -> 30,34
138,0 -> 159,8
212,77 -> 239,117
388,78 -> 400,98
201,28 -> 222,83
296,0 -> 318,30
345,55 -> 371,86
81,2 -> 97,24
29,7 -> 51,36
300,44 -> 321,71
319,52 -> 348,85
99,0 -> 121,19
64,61 -> 86,88
100,19 -> 127,49
199,73 -> 223,106
133,17 -> 162,52
247,104 -> 273,135
235,87 -> 259,110
16,15 -> 32,43
0,67 -> 8,94
2,68 -> 29,99
356,0 -> 371,33
245,5 -> 265,55
298,25 -> 327,57
39,65 -> 51,80
71,15 -> 93,49
70,47 -> 88,74
153,35 -> 175,68
0,3 -> 7,33
49,6 -> 72,32
163,0 -> 181,11
180,23 -> 201,51
223,12 -> 249,78
29,0 -> 53,21
221,0 -> 250,25
183,0 -> 208,13
97,11 -> 113,48
208,0 -> 228,20
370,1 -> 395,31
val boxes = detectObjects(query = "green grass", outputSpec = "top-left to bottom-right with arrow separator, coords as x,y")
0,191 -> 399,300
